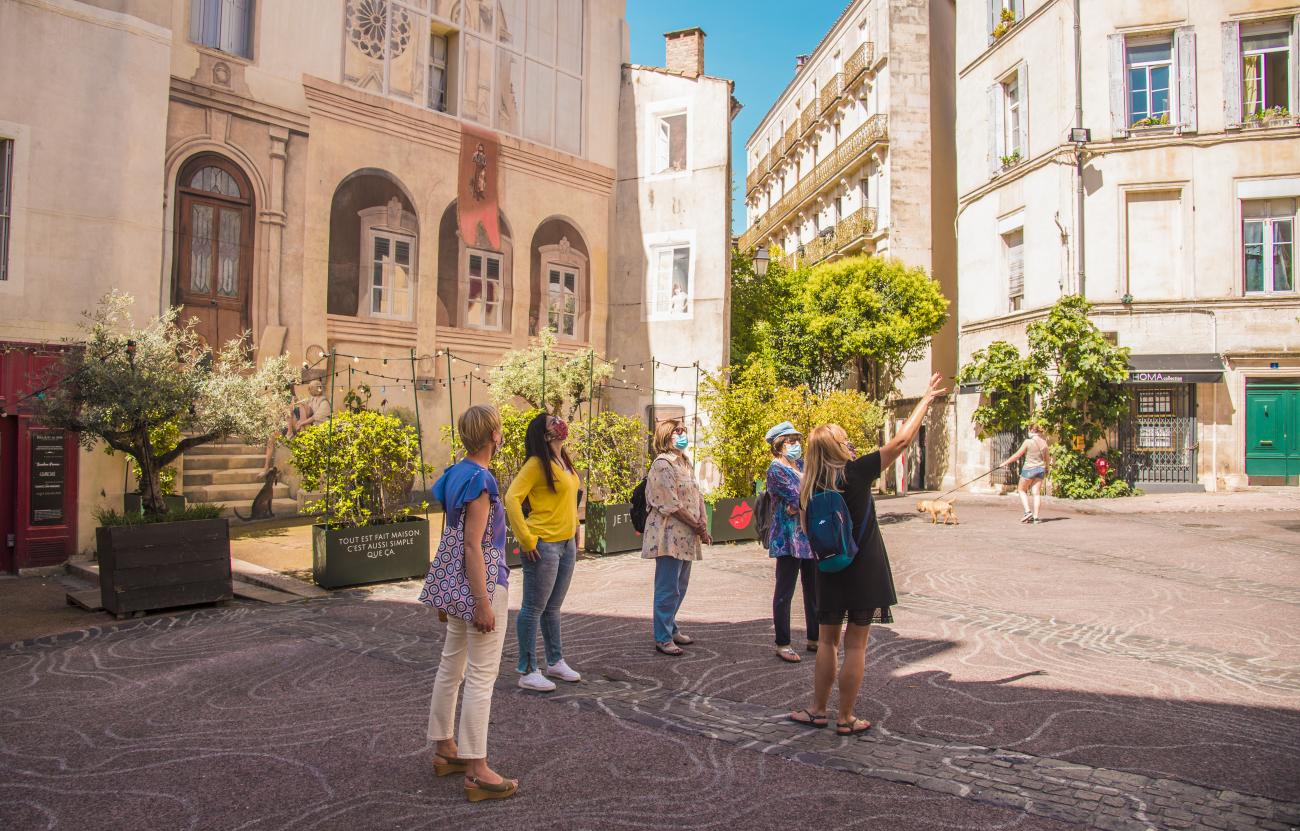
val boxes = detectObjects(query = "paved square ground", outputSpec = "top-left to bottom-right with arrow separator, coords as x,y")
2,495 -> 1298,830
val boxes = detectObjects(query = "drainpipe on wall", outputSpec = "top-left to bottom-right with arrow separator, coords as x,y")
1074,0 -> 1086,298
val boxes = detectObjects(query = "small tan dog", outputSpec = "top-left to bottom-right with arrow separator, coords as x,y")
917,498 -> 959,525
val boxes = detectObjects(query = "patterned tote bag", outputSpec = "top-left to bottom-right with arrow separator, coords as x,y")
418,499 -> 502,622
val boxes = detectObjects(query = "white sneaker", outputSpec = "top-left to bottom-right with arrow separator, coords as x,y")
544,659 -> 581,683
518,670 -> 556,692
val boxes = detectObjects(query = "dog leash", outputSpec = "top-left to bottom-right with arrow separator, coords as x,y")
930,465 -> 1005,502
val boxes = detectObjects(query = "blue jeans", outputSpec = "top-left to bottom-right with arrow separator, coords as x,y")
652,556 -> 693,644
515,537 -> 576,673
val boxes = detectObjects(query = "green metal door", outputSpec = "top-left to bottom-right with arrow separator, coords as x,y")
1245,385 -> 1300,483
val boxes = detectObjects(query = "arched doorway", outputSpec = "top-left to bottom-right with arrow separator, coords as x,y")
173,154 -> 255,348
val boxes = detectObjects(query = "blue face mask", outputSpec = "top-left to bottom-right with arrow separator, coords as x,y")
673,434 -> 690,451
784,442 -> 802,461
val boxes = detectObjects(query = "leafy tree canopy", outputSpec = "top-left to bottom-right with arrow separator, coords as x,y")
489,329 -> 613,419
955,340 -> 1044,439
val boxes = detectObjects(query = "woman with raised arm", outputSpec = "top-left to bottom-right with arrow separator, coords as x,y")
420,405 -> 517,802
641,418 -> 711,656
787,373 -> 947,735
504,413 -> 582,692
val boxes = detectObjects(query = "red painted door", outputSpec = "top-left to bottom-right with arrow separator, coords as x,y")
0,415 -> 15,573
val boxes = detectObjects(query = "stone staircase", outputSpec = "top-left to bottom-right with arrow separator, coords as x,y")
183,438 -> 299,518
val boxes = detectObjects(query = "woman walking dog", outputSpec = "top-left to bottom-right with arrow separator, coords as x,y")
788,373 -> 946,735
1002,421 -> 1051,524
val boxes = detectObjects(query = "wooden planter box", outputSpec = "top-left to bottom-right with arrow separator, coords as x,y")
312,516 -> 430,589
583,502 -> 641,555
707,497 -> 759,543
123,493 -> 186,515
97,517 -> 232,618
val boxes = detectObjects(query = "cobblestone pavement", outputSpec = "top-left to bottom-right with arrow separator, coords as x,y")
1,499 -> 1297,829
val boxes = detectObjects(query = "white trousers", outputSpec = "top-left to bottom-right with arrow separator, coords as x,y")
426,585 -> 509,760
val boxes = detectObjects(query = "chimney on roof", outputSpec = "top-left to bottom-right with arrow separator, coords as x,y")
795,54 -> 809,69
665,27 -> 705,78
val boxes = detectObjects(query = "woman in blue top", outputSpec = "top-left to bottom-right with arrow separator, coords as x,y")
764,421 -> 818,663
419,405 -> 517,802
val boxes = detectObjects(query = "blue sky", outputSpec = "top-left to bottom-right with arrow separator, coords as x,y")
625,0 -> 848,235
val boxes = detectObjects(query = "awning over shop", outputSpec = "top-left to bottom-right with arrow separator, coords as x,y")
1126,353 -> 1225,384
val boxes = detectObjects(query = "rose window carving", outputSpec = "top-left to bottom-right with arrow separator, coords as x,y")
346,0 -> 413,60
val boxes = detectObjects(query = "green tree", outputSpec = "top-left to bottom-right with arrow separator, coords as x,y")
571,411 -> 649,504
955,341 -> 1044,439
489,330 -> 613,419
1027,295 -> 1130,450
34,291 -> 294,516
729,247 -> 801,369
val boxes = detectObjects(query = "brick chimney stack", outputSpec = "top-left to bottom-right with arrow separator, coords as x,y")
664,27 -> 705,78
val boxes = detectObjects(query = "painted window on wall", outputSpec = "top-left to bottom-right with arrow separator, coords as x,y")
465,249 -> 504,329
0,138 -> 12,282
190,0 -> 254,58
1243,198 -> 1295,295
650,244 -> 691,319
343,0 -> 584,155
653,111 -> 688,175
546,265 -> 578,337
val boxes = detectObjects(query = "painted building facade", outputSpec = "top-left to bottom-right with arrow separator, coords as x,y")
0,0 -> 734,569
954,0 -> 1300,492
737,0 -> 958,491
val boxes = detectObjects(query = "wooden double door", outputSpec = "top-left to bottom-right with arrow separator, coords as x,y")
173,155 -> 253,349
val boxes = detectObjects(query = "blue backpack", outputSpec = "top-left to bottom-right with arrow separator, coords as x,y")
804,489 -> 864,573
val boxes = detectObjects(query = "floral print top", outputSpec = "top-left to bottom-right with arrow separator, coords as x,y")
765,459 -> 813,560
640,452 -> 706,562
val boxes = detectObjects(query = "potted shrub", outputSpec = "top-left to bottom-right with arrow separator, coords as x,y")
291,407 -> 431,588
573,411 -> 648,554
33,291 -> 293,617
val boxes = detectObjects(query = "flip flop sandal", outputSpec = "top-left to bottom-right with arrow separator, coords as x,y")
464,774 -> 519,802
836,718 -> 872,736
672,632 -> 695,645
655,641 -> 685,656
787,708 -> 828,728
776,646 -> 802,663
433,755 -> 469,777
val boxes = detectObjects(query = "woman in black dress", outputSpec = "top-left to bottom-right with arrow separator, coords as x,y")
787,373 -> 946,735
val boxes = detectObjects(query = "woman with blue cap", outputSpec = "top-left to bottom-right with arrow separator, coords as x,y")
764,421 -> 818,663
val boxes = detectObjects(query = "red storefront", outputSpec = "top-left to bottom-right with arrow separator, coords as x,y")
0,343 -> 79,573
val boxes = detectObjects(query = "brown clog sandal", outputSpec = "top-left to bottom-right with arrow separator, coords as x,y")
465,774 -> 519,802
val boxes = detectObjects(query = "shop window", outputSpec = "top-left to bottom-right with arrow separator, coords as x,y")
190,0 -> 254,58
1243,198 -> 1295,295
1137,390 -> 1173,415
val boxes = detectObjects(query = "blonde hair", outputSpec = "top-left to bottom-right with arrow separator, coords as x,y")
458,404 -> 501,454
652,418 -> 683,456
799,424 -> 853,510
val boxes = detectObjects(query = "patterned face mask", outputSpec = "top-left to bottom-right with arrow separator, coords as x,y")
547,417 -> 569,443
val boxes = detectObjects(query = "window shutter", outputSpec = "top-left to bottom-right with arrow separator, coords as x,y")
988,83 -> 1003,177
1292,15 -> 1299,115
1175,27 -> 1197,132
1013,0 -> 1024,21
1108,34 -> 1129,138
1222,21 -> 1241,126
1016,63 -> 1029,157
987,0 -> 996,39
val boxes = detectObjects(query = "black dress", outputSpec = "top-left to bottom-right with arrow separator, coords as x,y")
813,451 -> 897,626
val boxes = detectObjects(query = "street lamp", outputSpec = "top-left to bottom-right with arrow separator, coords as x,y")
753,246 -> 770,277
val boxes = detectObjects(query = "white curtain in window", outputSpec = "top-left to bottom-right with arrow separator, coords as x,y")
219,0 -> 251,56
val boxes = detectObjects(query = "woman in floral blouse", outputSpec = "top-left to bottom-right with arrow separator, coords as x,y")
641,419 -> 711,656
764,421 -> 818,663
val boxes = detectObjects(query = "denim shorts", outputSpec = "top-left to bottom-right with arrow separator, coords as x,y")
1020,466 -> 1046,480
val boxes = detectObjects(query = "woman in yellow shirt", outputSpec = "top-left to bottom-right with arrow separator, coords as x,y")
504,413 -> 582,692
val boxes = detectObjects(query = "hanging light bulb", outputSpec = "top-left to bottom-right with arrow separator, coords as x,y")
352,355 -> 358,363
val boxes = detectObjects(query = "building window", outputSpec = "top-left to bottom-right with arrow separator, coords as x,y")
859,177 -> 869,209
344,0 -> 583,155
650,244 -> 691,319
1127,39 -> 1172,126
547,266 -> 577,337
1137,390 -> 1173,415
190,0 -> 254,58
0,138 -> 11,282
1242,27 -> 1291,117
653,110 -> 688,175
1004,228 -> 1024,311
465,248 -> 504,329
1243,199 -> 1295,295
358,200 -> 417,321
1003,75 -> 1022,156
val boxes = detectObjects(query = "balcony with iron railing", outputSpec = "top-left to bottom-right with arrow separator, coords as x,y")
775,206 -> 878,270
844,42 -> 874,88
738,114 -> 888,252
819,72 -> 843,115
